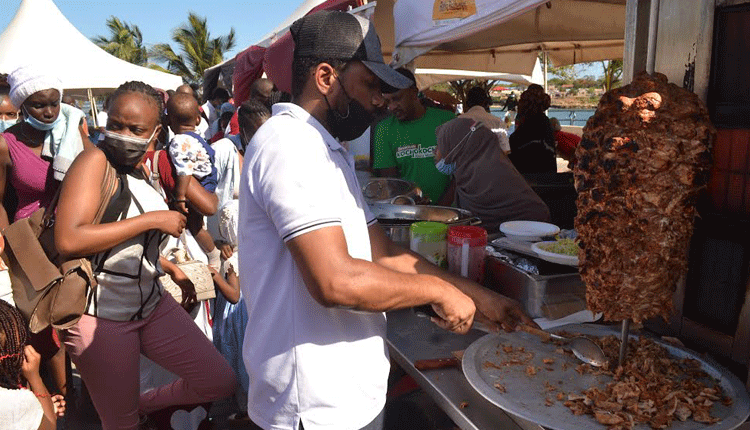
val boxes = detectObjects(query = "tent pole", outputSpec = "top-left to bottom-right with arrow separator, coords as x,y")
88,88 -> 99,129
646,0 -> 660,74
543,51 -> 548,93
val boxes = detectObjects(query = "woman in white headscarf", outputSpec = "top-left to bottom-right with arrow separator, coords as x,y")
0,65 -> 93,403
0,64 -> 93,229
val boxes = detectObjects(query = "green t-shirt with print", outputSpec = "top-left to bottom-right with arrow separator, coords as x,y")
372,107 -> 455,202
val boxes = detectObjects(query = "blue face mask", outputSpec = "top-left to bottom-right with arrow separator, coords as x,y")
23,107 -> 61,131
0,119 -> 18,133
435,158 -> 456,175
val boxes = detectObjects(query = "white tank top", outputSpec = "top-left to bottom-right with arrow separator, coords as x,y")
86,173 -> 169,321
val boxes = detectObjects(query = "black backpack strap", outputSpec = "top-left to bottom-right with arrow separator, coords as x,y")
100,173 -> 132,225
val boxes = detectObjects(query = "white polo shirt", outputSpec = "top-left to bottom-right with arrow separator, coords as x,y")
238,103 -> 388,430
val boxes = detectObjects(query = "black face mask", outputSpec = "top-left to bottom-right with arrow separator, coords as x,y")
324,76 -> 375,142
99,129 -> 155,172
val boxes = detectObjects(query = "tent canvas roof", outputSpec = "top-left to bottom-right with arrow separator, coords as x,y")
414,57 -> 544,90
378,0 -> 625,75
0,0 -> 183,95
254,0 -> 328,48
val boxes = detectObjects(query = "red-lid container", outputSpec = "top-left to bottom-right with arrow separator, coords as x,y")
447,226 -> 487,247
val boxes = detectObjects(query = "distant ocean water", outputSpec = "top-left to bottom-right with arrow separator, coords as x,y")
491,108 -> 595,128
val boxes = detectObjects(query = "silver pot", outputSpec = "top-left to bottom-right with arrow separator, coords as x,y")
370,203 -> 481,247
362,178 -> 422,205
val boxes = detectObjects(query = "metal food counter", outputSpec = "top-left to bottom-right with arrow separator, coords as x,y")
386,308 -> 543,430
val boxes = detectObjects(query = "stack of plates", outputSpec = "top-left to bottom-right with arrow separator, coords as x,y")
499,221 -> 560,242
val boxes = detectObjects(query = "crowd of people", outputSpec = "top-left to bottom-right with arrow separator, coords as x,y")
0,9 -> 582,430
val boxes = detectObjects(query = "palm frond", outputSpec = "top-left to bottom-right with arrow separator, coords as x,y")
148,12 -> 235,84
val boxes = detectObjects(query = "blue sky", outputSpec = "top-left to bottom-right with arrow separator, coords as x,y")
2,0 -> 604,79
1,0 -> 303,59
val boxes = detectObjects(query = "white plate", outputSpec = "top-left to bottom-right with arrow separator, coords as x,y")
531,241 -> 579,266
499,221 -> 559,242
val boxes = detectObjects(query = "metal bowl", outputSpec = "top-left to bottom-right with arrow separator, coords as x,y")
363,178 -> 422,205
370,203 -> 480,247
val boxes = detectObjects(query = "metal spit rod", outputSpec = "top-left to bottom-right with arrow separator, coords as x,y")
618,319 -> 631,368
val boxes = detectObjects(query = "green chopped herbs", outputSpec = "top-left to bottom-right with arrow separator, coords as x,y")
538,238 -> 578,256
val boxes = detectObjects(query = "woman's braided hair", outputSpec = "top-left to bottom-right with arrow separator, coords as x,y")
110,81 -> 165,126
0,300 -> 28,389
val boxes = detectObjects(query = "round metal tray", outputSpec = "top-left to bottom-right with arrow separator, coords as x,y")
462,324 -> 750,430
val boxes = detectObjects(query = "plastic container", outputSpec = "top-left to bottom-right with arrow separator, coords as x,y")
447,226 -> 487,282
410,222 -> 448,268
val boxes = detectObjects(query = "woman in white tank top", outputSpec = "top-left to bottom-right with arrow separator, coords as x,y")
54,81 -> 236,430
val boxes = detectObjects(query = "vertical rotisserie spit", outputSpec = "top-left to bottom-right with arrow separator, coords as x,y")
574,72 -> 714,323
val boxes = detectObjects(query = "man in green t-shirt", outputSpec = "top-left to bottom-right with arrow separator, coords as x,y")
372,68 -> 455,204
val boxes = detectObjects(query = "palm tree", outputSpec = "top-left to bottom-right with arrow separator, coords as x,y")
600,60 -> 623,91
93,17 -> 148,66
150,13 -> 236,85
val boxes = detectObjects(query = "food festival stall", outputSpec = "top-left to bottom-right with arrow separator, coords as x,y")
380,1 -> 750,429
223,0 -> 750,426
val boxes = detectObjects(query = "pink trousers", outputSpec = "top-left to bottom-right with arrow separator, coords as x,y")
63,294 -> 237,430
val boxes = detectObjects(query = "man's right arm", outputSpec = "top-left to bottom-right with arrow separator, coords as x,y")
286,225 -> 476,334
253,120 -> 475,332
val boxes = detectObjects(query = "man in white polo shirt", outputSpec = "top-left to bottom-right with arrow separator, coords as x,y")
238,10 -> 533,430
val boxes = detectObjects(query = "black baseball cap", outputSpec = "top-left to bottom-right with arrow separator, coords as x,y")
290,10 -> 414,90
382,67 -> 417,94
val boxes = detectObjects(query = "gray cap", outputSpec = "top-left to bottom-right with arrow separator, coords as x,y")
290,11 -> 414,90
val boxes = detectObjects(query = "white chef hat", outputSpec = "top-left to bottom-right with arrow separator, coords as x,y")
8,64 -> 63,108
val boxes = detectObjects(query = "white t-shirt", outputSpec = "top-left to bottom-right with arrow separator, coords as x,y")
205,119 -> 220,141
96,111 -> 108,128
197,116 -> 210,140
207,137 -> 240,239
0,387 -> 43,430
87,175 -> 168,321
202,101 -> 219,125
0,269 -> 13,306
461,105 -> 511,153
239,103 -> 388,430
212,137 -> 240,207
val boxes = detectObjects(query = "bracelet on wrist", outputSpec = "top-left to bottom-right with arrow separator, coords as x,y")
34,392 -> 51,398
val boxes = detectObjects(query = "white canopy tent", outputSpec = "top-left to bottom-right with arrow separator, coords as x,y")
254,0 -> 328,48
0,0 -> 183,96
380,0 -> 625,75
414,57 -> 544,90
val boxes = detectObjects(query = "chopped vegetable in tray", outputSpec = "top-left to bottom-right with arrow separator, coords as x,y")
538,238 -> 578,256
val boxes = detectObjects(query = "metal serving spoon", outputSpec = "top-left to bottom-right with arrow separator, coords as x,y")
517,325 -> 608,367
